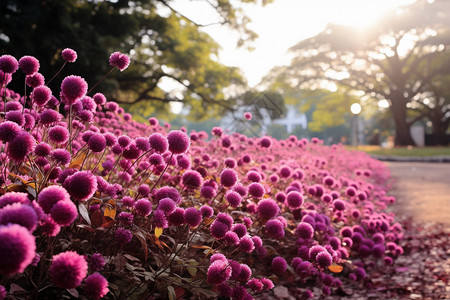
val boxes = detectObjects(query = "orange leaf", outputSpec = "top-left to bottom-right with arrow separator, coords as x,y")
69,151 -> 88,169
155,227 -> 163,239
328,264 -> 343,273
104,199 -> 116,219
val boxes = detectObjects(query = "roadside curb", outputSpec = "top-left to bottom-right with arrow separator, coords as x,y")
370,154 -> 450,163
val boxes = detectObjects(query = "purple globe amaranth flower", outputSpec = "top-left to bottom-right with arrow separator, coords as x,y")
61,75 -> 88,105
93,93 -> 106,105
64,171 -> 98,202
83,272 -> 109,300
0,192 -> 29,209
38,185 -> 71,213
88,253 -> 106,272
246,170 -> 261,182
220,168 -> 238,188
48,125 -> 70,144
50,200 -> 78,226
152,209 -> 168,228
0,224 -> 36,275
333,199 -> 346,211
167,207 -> 185,226
0,203 -> 38,232
31,85 -> 52,106
295,222 -> 314,239
207,260 -> 232,285
260,136 -> 272,148
115,227 -> 133,245
200,185 -> 216,200
18,56 -> 39,75
257,199 -> 280,220
157,198 -> 176,215
272,256 -> 287,274
50,251 -> 88,289
225,190 -> 242,207
248,182 -> 265,198
316,251 -> 333,268
167,130 -> 190,154
184,207 -> 202,228
5,110 -> 24,127
224,231 -> 240,245
148,132 -> 168,154
265,218 -> 285,239
109,52 -> 130,71
61,48 -> 77,62
0,55 -> 19,74
182,170 -> 203,190
88,133 -> 107,153
210,219 -> 230,240
238,236 -> 255,253
237,264 -> 252,282
7,131 -> 35,162
0,284 -> 5,300
154,186 -> 181,204
199,205 -> 213,218
51,148 -> 71,166
286,191 -> 304,209
251,235 -> 263,248
39,109 -> 62,126
0,121 -> 22,142
26,72 -> 45,88
39,215 -> 61,237
134,198 -> 152,216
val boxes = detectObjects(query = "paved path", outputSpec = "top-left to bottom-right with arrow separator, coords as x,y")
385,161 -> 450,224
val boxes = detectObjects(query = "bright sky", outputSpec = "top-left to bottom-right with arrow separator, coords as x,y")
172,0 -> 416,87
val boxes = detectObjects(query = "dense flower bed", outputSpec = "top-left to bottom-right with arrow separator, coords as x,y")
0,51 -> 404,299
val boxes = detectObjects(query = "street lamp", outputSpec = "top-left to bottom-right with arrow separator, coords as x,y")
350,103 -> 361,147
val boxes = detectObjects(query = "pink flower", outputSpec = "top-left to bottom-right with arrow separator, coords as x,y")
0,55 -> 18,74
83,273 -> 109,299
61,75 -> 88,104
18,56 -> 39,75
50,251 -> 88,289
109,52 -> 130,71
0,224 -> 36,275
61,48 -> 78,62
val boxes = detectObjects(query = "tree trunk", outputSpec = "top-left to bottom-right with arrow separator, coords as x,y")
430,113 -> 450,146
390,99 -> 416,146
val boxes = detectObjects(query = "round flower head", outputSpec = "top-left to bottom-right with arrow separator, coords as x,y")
134,198 -> 152,216
246,170 -> 261,182
88,133 -> 107,153
182,170 -> 203,190
295,222 -> 314,239
238,236 -> 255,253
89,253 -> 106,272
167,130 -> 190,154
207,260 -> 232,285
0,192 -> 28,209
248,182 -> 265,198
237,264 -> 252,281
153,209 -> 168,228
83,272 -> 109,300
210,219 -> 230,239
157,198 -> 176,215
286,191 -> 304,209
167,207 -> 185,226
115,228 -> 133,245
184,207 -> 202,228
50,200 -> 78,226
224,231 -> 239,245
232,224 -> 247,238
51,149 -> 71,166
38,185 -> 71,213
48,125 -> 70,144
39,215 -> 61,236
272,256 -> 287,274
0,121 -> 21,142
31,85 -> 52,106
7,131 -> 35,162
225,190 -> 242,207
61,75 -> 88,105
26,72 -> 45,88
199,205 -> 213,218
257,199 -> 280,220
50,251 -> 88,289
19,56 -> 39,75
244,112 -> 252,120
220,168 -> 238,187
0,224 -> 36,275
109,52 -> 130,71
224,158 -> 236,169
308,245 -> 327,261
260,136 -> 272,148
61,48 -> 77,62
154,186 -> 181,204
5,111 -> 25,126
200,185 -> 216,200
0,55 -> 18,73
265,218 -> 285,239
0,70 -> 12,86
333,199 -> 346,211
5,101 -> 22,112
0,203 -> 38,232
316,251 -> 333,268
39,109 -> 62,126
0,284 -> 5,299
64,171 -> 98,201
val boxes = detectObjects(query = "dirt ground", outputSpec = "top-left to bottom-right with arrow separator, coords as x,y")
386,161 -> 450,224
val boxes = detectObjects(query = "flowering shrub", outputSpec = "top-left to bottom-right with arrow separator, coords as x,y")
0,51 -> 404,299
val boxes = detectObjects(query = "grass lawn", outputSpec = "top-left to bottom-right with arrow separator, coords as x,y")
346,145 -> 450,157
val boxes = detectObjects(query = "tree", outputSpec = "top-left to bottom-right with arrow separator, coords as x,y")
0,0 -> 272,118
264,0 -> 450,145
